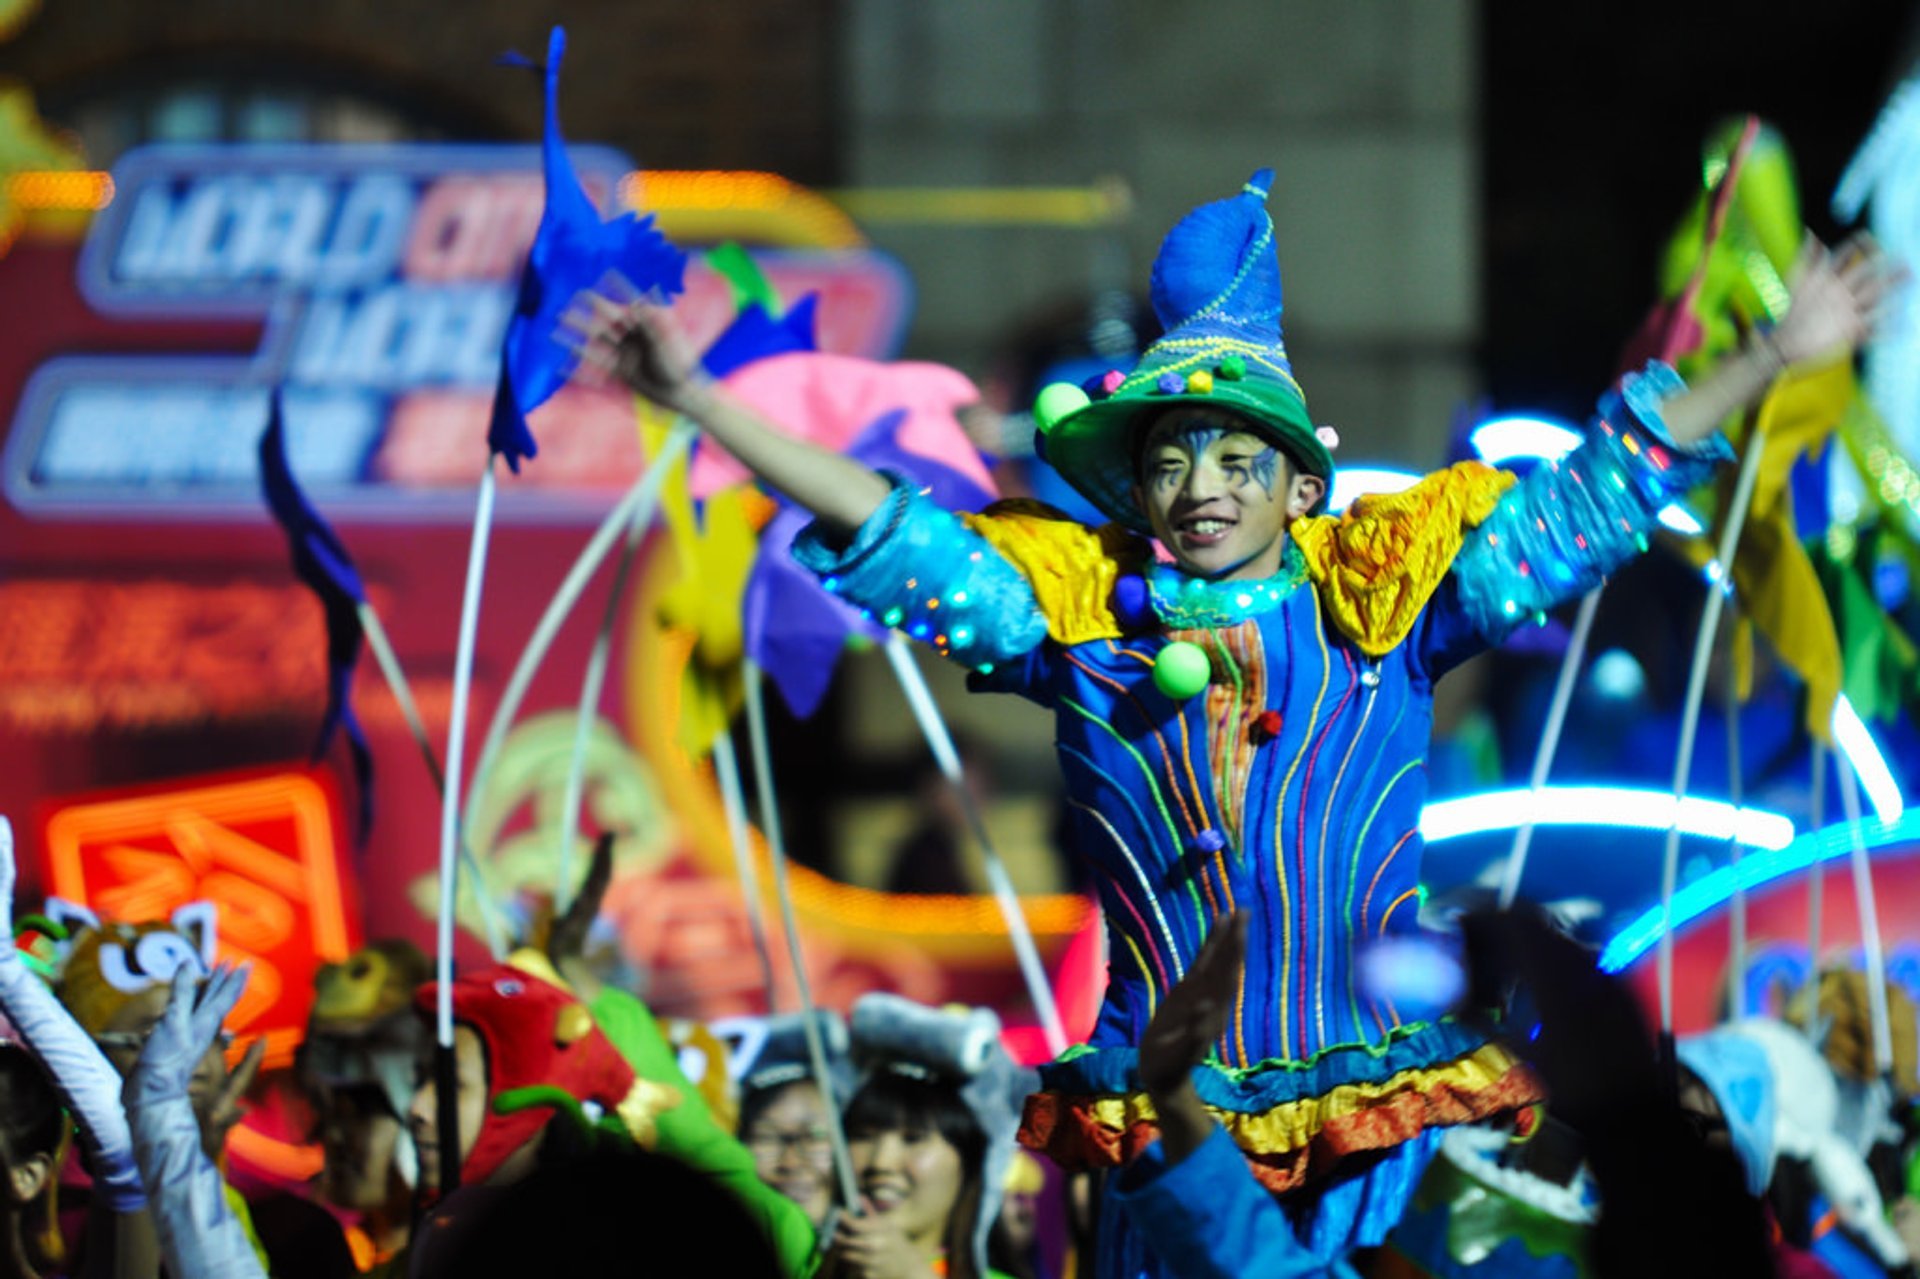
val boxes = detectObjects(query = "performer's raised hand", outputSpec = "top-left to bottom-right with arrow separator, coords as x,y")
126,965 -> 269,1279
1769,233 -> 1901,369
564,275 -> 708,412
129,965 -> 249,1108
1661,233 -> 1905,445
561,275 -> 891,535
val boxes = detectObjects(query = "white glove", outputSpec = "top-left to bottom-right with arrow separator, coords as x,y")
0,817 -> 145,1212
125,966 -> 266,1279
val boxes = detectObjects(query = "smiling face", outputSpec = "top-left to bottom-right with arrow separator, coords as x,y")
847,1116 -> 966,1252
741,1080 -> 836,1229
1134,408 -> 1325,580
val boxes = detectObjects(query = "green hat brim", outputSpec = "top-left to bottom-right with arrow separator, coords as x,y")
1041,380 -> 1332,532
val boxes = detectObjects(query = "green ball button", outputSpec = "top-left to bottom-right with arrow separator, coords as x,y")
1033,381 -> 1091,433
1152,640 -> 1212,700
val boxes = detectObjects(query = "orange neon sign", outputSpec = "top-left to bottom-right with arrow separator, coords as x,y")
41,768 -> 358,1069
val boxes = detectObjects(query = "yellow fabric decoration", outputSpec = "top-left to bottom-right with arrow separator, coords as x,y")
641,401 -> 773,759
616,1074 -> 685,1150
666,1017 -> 740,1133
1683,360 -> 1852,742
1291,462 -> 1517,657
1736,361 -> 1851,742
1069,1038 -> 1522,1157
962,500 -> 1148,644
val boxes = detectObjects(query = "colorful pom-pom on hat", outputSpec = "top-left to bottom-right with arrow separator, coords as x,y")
1033,169 -> 1331,531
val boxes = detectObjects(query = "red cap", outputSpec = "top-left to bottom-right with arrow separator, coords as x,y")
416,959 -> 640,1188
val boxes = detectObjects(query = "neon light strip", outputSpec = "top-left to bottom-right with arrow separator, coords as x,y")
1468,417 -> 1583,464
1600,809 -> 1920,973
1327,467 -> 1418,514
1420,786 -> 1795,851
1833,695 -> 1905,824
5,171 -> 115,210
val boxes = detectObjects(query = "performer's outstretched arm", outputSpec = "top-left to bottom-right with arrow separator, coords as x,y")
569,291 -> 892,537
1440,235 -> 1898,655
568,285 -> 1052,673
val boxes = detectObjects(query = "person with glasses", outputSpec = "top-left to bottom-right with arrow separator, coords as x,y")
737,1012 -> 853,1233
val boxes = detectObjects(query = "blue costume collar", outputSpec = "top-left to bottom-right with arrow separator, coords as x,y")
1147,541 -> 1308,628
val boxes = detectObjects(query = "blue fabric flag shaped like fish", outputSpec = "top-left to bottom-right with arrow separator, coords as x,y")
258,391 -> 374,844
745,408 -> 995,718
488,25 -> 689,472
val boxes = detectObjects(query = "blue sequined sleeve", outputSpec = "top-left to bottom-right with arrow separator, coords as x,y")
1449,361 -> 1733,647
791,473 -> 1050,668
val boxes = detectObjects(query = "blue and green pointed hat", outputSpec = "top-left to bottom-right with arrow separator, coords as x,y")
1033,169 -> 1330,531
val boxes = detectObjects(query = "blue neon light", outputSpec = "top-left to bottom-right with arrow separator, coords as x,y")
1598,810 -> 1920,973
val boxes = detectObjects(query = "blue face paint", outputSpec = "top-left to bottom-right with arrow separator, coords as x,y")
1237,446 -> 1280,494
1145,419 -> 1284,498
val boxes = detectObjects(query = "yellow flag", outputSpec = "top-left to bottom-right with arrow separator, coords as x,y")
1717,360 -> 1855,742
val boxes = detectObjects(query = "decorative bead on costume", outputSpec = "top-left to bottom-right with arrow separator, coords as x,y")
1151,641 -> 1213,700
1113,574 -> 1153,628
1035,382 -> 1093,433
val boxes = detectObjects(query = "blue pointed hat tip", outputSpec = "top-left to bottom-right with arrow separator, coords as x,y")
1242,168 -> 1274,201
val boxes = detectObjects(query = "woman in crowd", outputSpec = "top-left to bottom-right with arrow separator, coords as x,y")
0,1045 -> 67,1279
829,1069 -> 999,1279
736,1012 -> 852,1235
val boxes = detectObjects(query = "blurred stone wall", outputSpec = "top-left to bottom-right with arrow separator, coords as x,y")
5,0 -> 1479,465
0,0 -> 839,181
842,0 -> 1480,469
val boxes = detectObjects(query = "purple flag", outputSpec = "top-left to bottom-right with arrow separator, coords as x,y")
258,391 -> 374,843
745,408 -> 995,718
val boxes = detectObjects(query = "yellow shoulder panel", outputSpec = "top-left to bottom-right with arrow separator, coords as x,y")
1290,461 -> 1516,656
961,500 -> 1146,645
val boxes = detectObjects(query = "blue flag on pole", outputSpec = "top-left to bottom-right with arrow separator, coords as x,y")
258,391 -> 375,844
488,25 -> 690,472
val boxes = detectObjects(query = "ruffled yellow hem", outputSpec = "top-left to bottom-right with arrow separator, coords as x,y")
1020,1039 -> 1542,1194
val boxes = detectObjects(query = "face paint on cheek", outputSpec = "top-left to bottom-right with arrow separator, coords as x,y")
1148,425 -> 1225,495
1247,447 -> 1279,494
